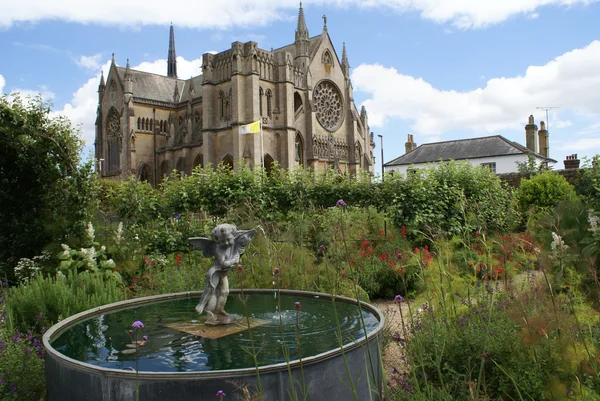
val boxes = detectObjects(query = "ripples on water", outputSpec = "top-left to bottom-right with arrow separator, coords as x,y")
51,294 -> 379,372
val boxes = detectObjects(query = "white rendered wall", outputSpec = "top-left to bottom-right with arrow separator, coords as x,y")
385,154 -> 555,178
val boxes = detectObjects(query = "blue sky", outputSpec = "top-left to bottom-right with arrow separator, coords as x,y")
1,0 -> 599,173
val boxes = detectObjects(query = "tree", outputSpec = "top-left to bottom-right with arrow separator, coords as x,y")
0,95 -> 96,281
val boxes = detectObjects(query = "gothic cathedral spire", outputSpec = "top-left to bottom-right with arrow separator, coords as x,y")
295,2 -> 309,41
168,24 -> 177,78
341,42 -> 350,77
295,2 -> 309,68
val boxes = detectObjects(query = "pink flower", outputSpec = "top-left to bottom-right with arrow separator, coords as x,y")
294,301 -> 301,310
273,267 -> 280,276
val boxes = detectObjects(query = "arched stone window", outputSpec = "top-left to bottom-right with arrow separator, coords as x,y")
145,118 -> 149,131
160,160 -> 171,180
322,50 -> 333,73
355,141 -> 362,168
221,154 -> 233,170
106,108 -> 121,173
295,132 -> 304,166
137,117 -> 141,130
259,87 -> 264,117
294,92 -> 303,114
193,153 -> 204,170
266,89 -> 272,118
150,119 -> 153,132
175,157 -> 185,176
264,154 -> 275,176
219,91 -> 225,120
139,163 -> 151,182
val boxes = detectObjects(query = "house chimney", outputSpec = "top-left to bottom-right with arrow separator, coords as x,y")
525,115 -> 538,153
405,134 -> 417,153
564,154 -> 580,170
538,121 -> 549,157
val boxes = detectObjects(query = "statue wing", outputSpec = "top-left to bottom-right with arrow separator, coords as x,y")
234,229 -> 257,256
188,237 -> 218,259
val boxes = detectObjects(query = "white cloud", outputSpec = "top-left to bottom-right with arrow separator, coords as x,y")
0,0 -> 596,30
76,54 -> 103,72
134,56 -> 202,78
352,40 -> 600,136
7,85 -> 55,102
0,74 -> 5,94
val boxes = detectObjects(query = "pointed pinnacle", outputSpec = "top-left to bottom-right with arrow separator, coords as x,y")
296,1 -> 308,39
342,42 -> 349,69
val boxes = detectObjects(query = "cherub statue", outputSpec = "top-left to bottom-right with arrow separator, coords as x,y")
189,224 -> 257,325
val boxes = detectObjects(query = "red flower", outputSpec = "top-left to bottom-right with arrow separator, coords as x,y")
175,254 -> 181,265
401,226 -> 407,238
379,253 -> 388,261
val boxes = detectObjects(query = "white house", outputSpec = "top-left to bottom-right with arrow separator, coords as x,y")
384,116 -> 557,177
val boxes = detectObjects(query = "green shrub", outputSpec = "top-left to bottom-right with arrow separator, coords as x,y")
5,272 -> 126,334
516,171 -> 578,219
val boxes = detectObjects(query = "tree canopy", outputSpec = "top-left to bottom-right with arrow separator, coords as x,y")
0,94 -> 95,281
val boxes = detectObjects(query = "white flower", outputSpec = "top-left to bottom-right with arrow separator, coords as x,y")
100,245 -> 106,252
588,212 -> 600,234
62,250 -> 70,257
106,259 -> 116,268
115,222 -> 124,244
550,232 -> 569,258
86,222 -> 95,242
61,244 -> 70,251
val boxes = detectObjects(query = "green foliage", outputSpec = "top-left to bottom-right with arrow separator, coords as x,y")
0,95 -> 96,282
516,171 -> 578,219
387,161 -> 518,240
5,272 -> 126,334
516,154 -> 552,174
0,331 -> 46,400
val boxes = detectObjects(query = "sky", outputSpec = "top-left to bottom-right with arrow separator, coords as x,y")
1,0 -> 599,174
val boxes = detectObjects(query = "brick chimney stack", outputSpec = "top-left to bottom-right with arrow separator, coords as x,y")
564,154 -> 580,169
525,115 -> 538,153
538,121 -> 549,158
405,134 -> 417,154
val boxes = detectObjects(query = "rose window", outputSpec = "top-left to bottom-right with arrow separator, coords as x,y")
314,81 -> 343,132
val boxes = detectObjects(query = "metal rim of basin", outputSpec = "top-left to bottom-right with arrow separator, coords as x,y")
42,289 -> 385,381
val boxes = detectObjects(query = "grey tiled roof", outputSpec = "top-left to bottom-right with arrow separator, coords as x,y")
273,35 -> 322,60
384,135 -> 557,167
117,67 -> 194,103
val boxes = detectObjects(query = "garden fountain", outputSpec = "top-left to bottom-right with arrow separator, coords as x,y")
43,224 -> 385,401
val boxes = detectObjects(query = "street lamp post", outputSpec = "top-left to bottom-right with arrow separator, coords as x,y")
377,134 -> 386,236
378,134 -> 384,182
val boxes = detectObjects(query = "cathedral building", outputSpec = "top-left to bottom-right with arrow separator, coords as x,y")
95,4 -> 376,186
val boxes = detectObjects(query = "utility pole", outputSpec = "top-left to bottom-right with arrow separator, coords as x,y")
536,106 -> 559,132
378,134 -> 384,182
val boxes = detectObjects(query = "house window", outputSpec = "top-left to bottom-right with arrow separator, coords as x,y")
480,162 -> 496,173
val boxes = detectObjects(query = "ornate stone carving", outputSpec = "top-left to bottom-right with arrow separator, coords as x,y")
313,81 -> 343,132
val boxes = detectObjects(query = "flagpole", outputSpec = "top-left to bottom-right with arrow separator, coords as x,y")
260,120 -> 264,170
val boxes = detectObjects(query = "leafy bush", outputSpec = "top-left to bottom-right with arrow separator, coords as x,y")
516,171 -> 578,219
0,95 -> 96,282
386,161 -> 518,240
5,272 -> 126,334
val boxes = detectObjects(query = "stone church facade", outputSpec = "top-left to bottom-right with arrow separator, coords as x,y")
95,4 -> 375,186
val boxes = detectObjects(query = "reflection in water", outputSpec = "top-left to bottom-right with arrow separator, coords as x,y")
51,294 -> 379,372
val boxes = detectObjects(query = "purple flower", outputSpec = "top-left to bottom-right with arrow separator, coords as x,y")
216,390 -> 226,398
294,301 -> 301,310
36,312 -> 43,320
236,264 -> 243,272
143,335 -> 148,341
273,267 -> 280,277
319,244 -> 326,252
128,330 -> 133,336
394,295 -> 404,303
132,321 -> 144,329
336,199 -> 347,207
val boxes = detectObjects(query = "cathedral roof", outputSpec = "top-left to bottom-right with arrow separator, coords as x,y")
273,35 -> 322,59
384,135 -> 556,167
116,66 -> 199,103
